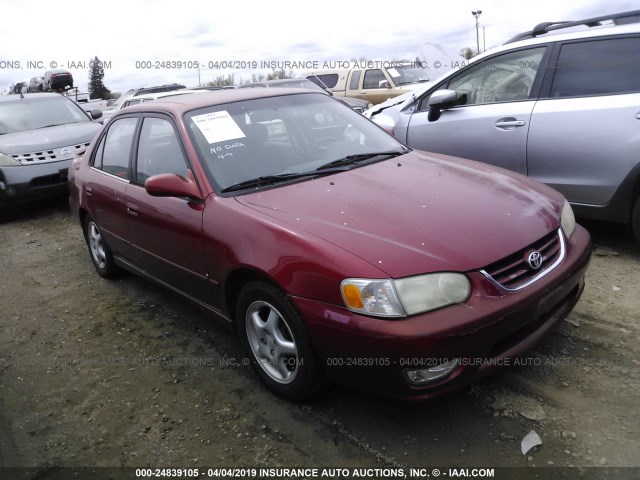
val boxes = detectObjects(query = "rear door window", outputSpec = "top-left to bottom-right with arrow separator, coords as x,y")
549,37 -> 640,97
96,117 -> 137,178
349,70 -> 362,90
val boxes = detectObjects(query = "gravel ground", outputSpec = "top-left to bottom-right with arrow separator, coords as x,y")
0,196 -> 638,479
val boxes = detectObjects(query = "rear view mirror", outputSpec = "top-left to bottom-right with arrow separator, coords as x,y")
89,109 -> 103,120
378,80 -> 391,89
427,89 -> 467,122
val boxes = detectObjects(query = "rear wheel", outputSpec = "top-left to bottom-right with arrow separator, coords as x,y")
84,216 -> 121,278
236,281 -> 324,401
632,195 -> 640,245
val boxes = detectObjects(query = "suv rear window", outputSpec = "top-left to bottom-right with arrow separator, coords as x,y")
550,37 -> 640,97
310,74 -> 339,89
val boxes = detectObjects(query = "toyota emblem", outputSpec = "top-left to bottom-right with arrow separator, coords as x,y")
527,251 -> 543,270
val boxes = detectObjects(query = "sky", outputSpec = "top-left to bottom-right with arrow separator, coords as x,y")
1,0 -> 637,95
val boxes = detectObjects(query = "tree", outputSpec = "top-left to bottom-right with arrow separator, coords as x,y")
460,47 -> 475,60
88,56 -> 111,99
266,68 -> 293,80
207,74 -> 235,87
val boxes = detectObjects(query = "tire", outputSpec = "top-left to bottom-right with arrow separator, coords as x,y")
236,281 -> 325,401
632,195 -> 640,245
84,216 -> 121,278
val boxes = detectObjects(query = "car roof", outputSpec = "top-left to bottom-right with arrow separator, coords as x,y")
505,9 -> 640,43
116,89 -> 321,116
496,19 -> 640,54
131,89 -> 208,101
0,92 -> 63,103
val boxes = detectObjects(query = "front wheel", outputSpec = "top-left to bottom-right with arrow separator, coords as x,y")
84,216 -> 121,278
236,281 -> 324,400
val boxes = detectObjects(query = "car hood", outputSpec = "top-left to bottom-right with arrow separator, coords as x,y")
0,122 -> 102,154
236,151 -> 564,278
338,96 -> 370,108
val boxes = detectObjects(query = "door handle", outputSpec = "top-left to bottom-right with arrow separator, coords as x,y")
126,202 -> 139,216
495,118 -> 526,129
85,185 -> 93,196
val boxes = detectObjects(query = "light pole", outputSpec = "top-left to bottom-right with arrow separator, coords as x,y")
472,10 -> 482,55
483,26 -> 486,52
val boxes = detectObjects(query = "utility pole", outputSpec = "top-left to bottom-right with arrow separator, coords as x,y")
472,10 -> 483,55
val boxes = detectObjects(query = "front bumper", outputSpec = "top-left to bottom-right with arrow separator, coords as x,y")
292,225 -> 592,400
0,159 -> 72,206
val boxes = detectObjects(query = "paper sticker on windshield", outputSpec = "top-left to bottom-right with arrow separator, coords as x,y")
191,110 -> 246,144
388,68 -> 400,78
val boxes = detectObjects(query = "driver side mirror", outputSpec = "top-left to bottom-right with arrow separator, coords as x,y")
427,89 -> 467,122
378,80 -> 391,89
145,169 -> 202,201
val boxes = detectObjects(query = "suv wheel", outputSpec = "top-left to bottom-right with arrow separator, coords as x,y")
236,281 -> 324,401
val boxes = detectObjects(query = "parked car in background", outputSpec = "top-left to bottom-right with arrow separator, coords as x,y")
305,63 -> 433,104
367,10 -> 640,243
239,77 -> 372,113
68,88 -> 591,401
28,77 -> 45,92
193,86 -> 236,91
105,83 -> 187,111
10,82 -> 29,94
44,69 -> 74,91
0,93 -> 102,219
100,89 -> 207,123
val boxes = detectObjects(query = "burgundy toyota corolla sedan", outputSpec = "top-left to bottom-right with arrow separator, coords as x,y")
68,89 -> 591,401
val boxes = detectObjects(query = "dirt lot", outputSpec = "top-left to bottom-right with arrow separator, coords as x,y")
1,196 -> 639,479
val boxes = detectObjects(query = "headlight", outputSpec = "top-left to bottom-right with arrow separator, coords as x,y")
341,273 -> 471,318
561,200 -> 576,239
395,273 -> 471,315
341,279 -> 404,317
0,153 -> 21,167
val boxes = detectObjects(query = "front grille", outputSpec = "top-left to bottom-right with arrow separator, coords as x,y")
480,229 -> 564,291
11,142 -> 90,165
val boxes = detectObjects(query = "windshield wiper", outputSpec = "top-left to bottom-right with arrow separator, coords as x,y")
37,124 -> 63,129
221,172 -> 320,193
316,150 -> 406,171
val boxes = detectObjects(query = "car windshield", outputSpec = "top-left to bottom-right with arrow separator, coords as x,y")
111,91 -> 136,109
186,93 -> 406,192
0,96 -> 90,134
390,65 -> 431,85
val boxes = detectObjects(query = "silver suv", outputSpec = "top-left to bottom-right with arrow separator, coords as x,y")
367,10 -> 640,242
0,93 -> 103,220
